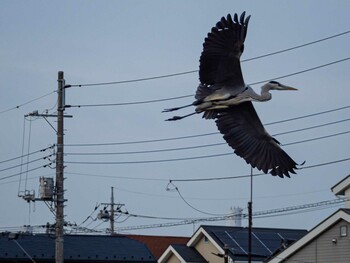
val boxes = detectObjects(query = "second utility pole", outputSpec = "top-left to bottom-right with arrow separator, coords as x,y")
56,71 -> 65,263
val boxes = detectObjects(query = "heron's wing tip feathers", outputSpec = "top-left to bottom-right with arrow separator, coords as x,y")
199,12 -> 250,86
215,102 -> 298,178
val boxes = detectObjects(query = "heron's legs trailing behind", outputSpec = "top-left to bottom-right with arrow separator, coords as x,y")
162,103 -> 194,112
165,112 -> 197,121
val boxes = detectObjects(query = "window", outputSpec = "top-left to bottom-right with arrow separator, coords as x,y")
204,236 -> 209,243
340,225 -> 347,237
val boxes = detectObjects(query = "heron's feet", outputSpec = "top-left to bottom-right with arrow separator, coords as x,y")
165,116 -> 183,121
162,107 -> 180,113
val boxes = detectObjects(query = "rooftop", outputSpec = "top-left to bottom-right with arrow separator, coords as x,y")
0,233 -> 156,262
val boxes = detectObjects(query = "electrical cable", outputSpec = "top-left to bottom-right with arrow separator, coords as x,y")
273,118 -> 350,136
65,132 -> 218,147
0,145 -> 54,165
64,104 -> 350,147
0,163 -> 53,181
67,30 -> 350,88
66,58 -> 350,108
77,203 -> 101,227
115,197 -> 348,232
248,57 -> 350,86
0,154 -> 53,173
65,142 -> 224,156
66,95 -> 193,108
64,156 -> 350,183
0,197 -> 346,234
166,181 -> 228,216
64,130 -> 350,165
65,171 -> 168,182
170,157 -> 350,182
0,91 -> 56,115
64,119 -> 350,156
282,130 -> 350,146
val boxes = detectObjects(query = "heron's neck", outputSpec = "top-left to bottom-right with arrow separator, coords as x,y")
248,85 -> 272,102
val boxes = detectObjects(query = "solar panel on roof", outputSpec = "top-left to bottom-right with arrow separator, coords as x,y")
252,231 -> 281,253
212,228 -> 305,258
212,230 -> 246,255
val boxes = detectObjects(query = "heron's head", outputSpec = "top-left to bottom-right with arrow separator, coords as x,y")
267,81 -> 298,91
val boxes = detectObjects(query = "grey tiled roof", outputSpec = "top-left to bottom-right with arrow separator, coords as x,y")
171,244 -> 207,262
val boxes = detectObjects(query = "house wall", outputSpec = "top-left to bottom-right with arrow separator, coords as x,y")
345,188 -> 350,208
166,253 -> 181,263
285,220 -> 350,263
194,236 -> 223,263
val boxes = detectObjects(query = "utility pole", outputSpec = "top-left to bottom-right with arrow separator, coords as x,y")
110,187 -> 115,234
21,72 -> 72,263
100,187 -> 125,235
56,71 -> 65,263
248,166 -> 253,263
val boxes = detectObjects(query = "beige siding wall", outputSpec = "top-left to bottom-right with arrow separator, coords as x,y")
194,236 -> 224,263
285,220 -> 350,263
345,188 -> 350,208
166,253 -> 181,263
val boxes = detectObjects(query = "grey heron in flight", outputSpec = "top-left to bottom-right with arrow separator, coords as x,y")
164,12 -> 300,178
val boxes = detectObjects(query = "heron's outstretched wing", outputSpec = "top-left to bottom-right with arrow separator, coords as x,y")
215,102 -> 297,178
199,12 -> 250,87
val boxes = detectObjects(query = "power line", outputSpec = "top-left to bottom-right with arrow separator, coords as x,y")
0,163 -> 53,181
0,154 -> 53,173
248,57 -> 350,86
64,104 -> 350,147
167,181 -> 228,216
66,57 -> 350,108
65,152 -> 233,165
273,118 -> 350,136
67,30 -> 350,88
65,142 -> 224,156
65,94 -> 193,108
0,145 -> 55,165
64,120 -> 350,156
65,132 -> 218,147
64,131 -> 350,165
65,171 -> 168,182
283,130 -> 350,146
63,156 -> 350,183
170,157 -> 350,182
0,91 -> 56,115
115,198 -> 348,232
0,197 -> 346,233
0,31 -> 350,114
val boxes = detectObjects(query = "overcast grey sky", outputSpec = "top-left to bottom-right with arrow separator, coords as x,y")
1,0 -> 350,236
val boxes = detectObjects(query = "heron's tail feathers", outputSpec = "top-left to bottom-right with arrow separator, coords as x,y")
202,110 -> 218,119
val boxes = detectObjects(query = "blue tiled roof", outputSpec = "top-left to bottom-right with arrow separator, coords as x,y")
0,233 -> 156,262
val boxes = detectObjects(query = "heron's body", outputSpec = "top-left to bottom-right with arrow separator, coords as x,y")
194,84 -> 272,114
164,12 -> 300,178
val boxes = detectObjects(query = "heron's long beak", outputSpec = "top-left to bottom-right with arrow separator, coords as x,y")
280,84 -> 298,91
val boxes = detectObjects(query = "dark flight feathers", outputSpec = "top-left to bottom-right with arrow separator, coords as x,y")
195,12 -> 298,178
199,12 -> 250,87
215,102 -> 298,178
